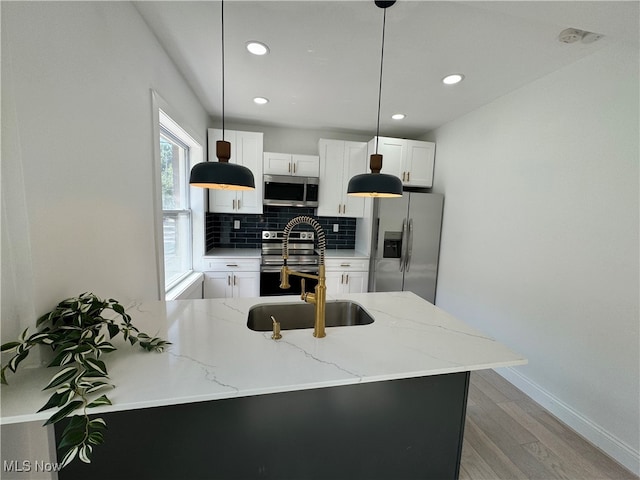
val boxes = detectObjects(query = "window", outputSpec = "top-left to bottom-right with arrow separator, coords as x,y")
159,114 -> 192,290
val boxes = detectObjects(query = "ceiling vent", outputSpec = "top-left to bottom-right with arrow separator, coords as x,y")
559,28 -> 603,44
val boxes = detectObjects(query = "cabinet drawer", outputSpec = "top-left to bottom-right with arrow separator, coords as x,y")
205,259 -> 260,271
325,258 -> 369,271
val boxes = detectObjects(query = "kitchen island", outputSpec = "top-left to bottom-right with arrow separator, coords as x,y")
1,291 -> 526,479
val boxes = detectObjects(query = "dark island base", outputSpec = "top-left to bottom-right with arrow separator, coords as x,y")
56,371 -> 470,480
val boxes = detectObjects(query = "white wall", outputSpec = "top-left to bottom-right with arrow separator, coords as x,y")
1,1 -> 209,332
225,121 -> 371,155
429,44 -> 639,472
1,1 -> 209,474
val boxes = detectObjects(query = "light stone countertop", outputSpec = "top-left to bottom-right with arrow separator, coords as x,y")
323,249 -> 369,258
0,291 -> 526,425
203,248 -> 261,258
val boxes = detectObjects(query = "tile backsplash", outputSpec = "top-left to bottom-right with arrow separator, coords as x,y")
206,206 -> 356,251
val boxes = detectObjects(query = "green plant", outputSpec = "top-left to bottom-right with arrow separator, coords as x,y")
1,293 -> 170,468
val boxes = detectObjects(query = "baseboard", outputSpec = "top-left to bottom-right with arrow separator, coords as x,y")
496,366 -> 640,476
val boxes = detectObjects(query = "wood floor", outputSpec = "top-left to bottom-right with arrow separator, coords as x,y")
460,370 -> 638,480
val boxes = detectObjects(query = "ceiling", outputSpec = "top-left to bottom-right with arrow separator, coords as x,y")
134,1 -> 639,138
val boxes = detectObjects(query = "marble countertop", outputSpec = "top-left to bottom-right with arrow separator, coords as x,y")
323,249 -> 369,258
0,292 -> 526,425
203,248 -> 368,259
203,248 -> 261,258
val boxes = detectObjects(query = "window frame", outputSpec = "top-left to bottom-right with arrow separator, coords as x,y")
159,125 -> 192,291
151,90 -> 205,300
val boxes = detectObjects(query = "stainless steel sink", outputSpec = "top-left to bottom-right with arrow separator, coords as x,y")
247,301 -> 374,332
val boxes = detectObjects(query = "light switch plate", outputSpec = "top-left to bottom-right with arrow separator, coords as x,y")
333,224 -> 339,232
234,220 -> 240,229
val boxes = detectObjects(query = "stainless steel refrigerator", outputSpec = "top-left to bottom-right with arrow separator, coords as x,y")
369,192 -> 443,303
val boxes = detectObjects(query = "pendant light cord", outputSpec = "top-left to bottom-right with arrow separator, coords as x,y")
375,7 -> 387,155
221,0 -> 225,141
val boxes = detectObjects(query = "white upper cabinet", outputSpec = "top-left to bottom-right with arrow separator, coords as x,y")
368,136 -> 435,188
264,152 -> 319,177
317,139 -> 369,218
208,129 -> 263,214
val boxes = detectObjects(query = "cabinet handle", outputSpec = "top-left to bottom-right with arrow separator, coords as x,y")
237,199 -> 241,210
226,264 -> 238,267
288,163 -> 291,173
232,199 -> 236,210
340,263 -> 351,267
345,274 -> 349,284
402,172 -> 406,182
407,171 -> 410,182
227,275 -> 231,286
341,274 -> 345,284
233,275 -> 237,286
293,163 -> 296,174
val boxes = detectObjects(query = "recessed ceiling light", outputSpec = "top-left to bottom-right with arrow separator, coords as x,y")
442,74 -> 464,85
391,113 -> 406,120
246,41 -> 269,56
253,97 -> 269,105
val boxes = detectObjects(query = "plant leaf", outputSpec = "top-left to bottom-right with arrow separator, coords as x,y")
8,351 -> 29,373
27,333 -> 54,345
43,400 -> 83,426
83,358 -> 108,376
88,418 -> 107,430
37,390 -> 75,412
1,341 -> 21,352
58,423 -> 87,450
85,381 -> 112,394
18,328 -> 29,342
106,323 -> 120,339
42,366 -> 78,391
78,444 -> 93,464
87,394 -> 112,408
59,446 -> 79,469
88,431 -> 105,445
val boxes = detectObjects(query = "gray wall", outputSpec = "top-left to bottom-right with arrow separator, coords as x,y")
428,44 -> 639,472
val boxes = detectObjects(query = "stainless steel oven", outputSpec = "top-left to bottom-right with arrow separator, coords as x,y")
260,231 -> 319,296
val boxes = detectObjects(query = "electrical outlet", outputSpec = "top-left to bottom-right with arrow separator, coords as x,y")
333,224 -> 339,232
234,220 -> 240,229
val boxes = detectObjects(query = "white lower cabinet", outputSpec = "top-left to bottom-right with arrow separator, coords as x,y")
203,258 -> 260,299
325,258 -> 369,295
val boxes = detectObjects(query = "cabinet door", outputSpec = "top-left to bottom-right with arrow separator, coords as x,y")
236,132 -> 263,214
204,272 -> 232,298
342,142 -> 367,218
374,137 -> 404,179
293,154 -> 320,177
232,271 -> 260,298
405,141 -> 435,187
324,271 -> 344,296
344,270 -> 368,293
317,140 -> 345,217
263,152 -> 292,175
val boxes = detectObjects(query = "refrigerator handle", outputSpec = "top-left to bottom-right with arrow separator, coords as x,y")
406,218 -> 414,272
400,218 -> 408,272
373,218 -> 380,258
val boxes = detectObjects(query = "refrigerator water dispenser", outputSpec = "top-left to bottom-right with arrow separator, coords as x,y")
383,232 -> 403,258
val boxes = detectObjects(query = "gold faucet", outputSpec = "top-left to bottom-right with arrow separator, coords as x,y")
279,216 -> 327,338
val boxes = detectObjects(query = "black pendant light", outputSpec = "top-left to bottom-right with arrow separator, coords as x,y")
347,0 -> 402,198
190,1 -> 255,191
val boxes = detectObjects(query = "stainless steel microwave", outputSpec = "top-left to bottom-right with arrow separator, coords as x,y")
263,175 -> 319,207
